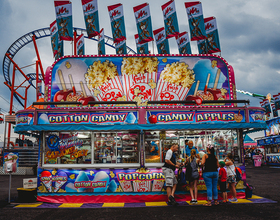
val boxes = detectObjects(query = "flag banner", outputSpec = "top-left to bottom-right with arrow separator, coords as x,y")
204,17 -> 221,53
197,39 -> 207,54
55,40 -> 64,60
98,28 -> 105,55
153,27 -> 170,54
82,0 -> 99,38
273,93 -> 280,110
185,1 -> 206,41
135,34 -> 149,54
50,21 -> 59,57
176,32 -> 191,54
161,0 -> 179,39
115,39 -> 127,54
54,1 -> 73,41
272,104 -> 278,117
262,99 -> 272,114
76,34 -> 85,55
108,4 -> 126,43
133,3 -> 154,44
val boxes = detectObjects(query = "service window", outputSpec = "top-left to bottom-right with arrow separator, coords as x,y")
93,131 -> 139,164
43,132 -> 92,165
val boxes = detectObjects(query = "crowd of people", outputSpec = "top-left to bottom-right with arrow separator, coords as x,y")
163,140 -> 239,206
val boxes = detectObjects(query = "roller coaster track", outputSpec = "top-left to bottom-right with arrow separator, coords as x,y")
2,27 -> 136,107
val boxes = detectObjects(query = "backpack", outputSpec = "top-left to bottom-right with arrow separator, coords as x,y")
185,162 -> 192,181
190,158 -> 199,179
235,167 -> 242,182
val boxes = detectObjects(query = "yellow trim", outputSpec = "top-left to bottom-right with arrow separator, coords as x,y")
15,203 -> 42,208
102,203 -> 125,207
145,202 -> 167,206
59,203 -> 83,207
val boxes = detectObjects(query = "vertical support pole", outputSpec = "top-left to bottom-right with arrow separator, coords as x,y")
238,129 -> 245,165
74,31 -> 77,55
8,172 -> 12,204
7,65 -> 16,149
140,130 -> 145,168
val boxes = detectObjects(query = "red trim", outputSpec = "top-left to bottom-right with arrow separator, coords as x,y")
204,16 -> 215,23
108,3 -> 122,11
50,20 -> 56,28
133,3 -> 148,13
60,36 -> 73,41
184,1 -> 200,8
153,27 -> 165,35
134,34 -> 139,39
161,0 -> 173,10
82,0 -> 93,5
192,35 -> 206,41
175,32 -> 187,40
54,1 -> 71,7
37,192 -> 245,203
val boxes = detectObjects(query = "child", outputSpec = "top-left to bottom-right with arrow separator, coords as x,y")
219,161 -> 227,203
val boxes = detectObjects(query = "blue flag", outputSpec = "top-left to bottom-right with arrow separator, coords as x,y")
133,3 -> 154,44
185,2 -> 206,41
108,4 -> 126,43
98,28 -> 105,55
54,1 -> 73,41
204,17 -> 221,53
162,0 -> 180,39
82,0 -> 99,38
153,27 -> 170,54
135,34 -> 149,54
176,32 -> 192,54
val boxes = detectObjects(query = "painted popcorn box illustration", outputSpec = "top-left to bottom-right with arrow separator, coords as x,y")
85,60 -> 126,103
119,180 -> 133,192
155,62 -> 195,101
121,57 -> 159,105
132,180 -> 151,192
151,179 -> 165,192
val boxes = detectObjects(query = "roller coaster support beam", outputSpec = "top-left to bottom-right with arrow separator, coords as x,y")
4,55 -> 31,148
32,35 -> 45,82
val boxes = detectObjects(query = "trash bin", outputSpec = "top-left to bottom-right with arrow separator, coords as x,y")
17,188 -> 37,203
253,155 -> 262,167
245,184 -> 254,199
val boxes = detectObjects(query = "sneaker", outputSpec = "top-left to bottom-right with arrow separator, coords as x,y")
194,199 -> 198,204
190,199 -> 196,204
167,201 -> 173,206
228,198 -> 238,202
168,196 -> 179,206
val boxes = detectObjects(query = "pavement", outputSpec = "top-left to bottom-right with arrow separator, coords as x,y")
0,165 -> 280,220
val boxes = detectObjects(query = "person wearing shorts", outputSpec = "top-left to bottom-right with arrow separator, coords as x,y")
162,143 -> 180,206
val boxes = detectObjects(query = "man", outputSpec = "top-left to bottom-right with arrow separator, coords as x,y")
162,143 -> 181,206
185,140 -> 199,157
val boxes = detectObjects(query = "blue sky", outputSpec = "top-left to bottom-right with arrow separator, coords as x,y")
0,0 -> 280,140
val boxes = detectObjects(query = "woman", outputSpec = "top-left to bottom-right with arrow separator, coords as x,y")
224,153 -> 238,202
186,149 -> 200,204
201,145 -> 219,206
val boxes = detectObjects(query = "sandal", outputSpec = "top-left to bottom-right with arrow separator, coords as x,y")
214,200 -> 219,205
203,201 -> 212,206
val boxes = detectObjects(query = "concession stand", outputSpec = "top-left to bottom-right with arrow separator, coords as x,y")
14,54 -> 266,203
257,117 -> 280,166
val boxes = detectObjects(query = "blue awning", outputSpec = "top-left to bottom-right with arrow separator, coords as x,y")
14,122 -> 267,134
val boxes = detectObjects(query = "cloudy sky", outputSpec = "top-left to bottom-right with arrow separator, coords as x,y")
0,0 -> 280,141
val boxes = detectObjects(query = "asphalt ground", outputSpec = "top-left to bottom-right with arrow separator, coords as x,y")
0,165 -> 279,220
